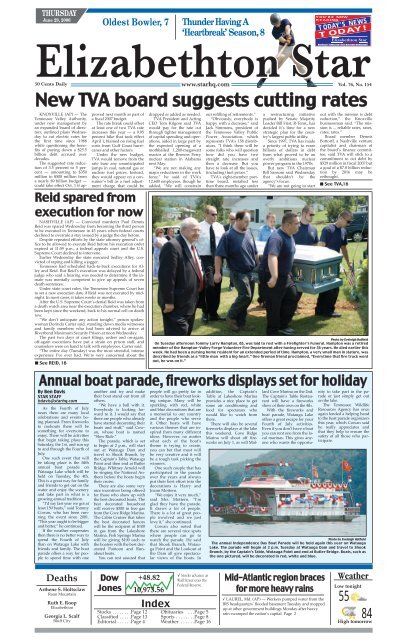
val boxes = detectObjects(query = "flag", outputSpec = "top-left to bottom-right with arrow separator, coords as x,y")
342,459 -> 352,472
312,465 -> 319,478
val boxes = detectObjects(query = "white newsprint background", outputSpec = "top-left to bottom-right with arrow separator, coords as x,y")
1,1 -> 406,639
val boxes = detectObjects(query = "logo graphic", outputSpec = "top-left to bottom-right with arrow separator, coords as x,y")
315,15 -> 371,46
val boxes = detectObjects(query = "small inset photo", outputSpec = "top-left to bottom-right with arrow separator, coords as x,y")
209,449 -> 367,536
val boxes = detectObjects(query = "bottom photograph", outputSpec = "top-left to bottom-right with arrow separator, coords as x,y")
209,449 -> 366,537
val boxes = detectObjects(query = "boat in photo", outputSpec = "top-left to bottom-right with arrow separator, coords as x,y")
210,461 -> 361,522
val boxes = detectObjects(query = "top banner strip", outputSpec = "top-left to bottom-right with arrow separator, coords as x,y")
85,8 -> 373,14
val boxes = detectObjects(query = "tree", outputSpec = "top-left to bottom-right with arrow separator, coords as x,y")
355,195 -> 368,208
195,196 -> 225,222
326,198 -> 345,222
342,195 -> 355,211
152,196 -> 165,226
303,195 -> 329,209
209,467 -> 221,487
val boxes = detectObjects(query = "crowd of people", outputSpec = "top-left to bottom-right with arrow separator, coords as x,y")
155,205 -> 354,337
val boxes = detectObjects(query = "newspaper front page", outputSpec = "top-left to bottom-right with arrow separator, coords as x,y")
17,0 -> 384,634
